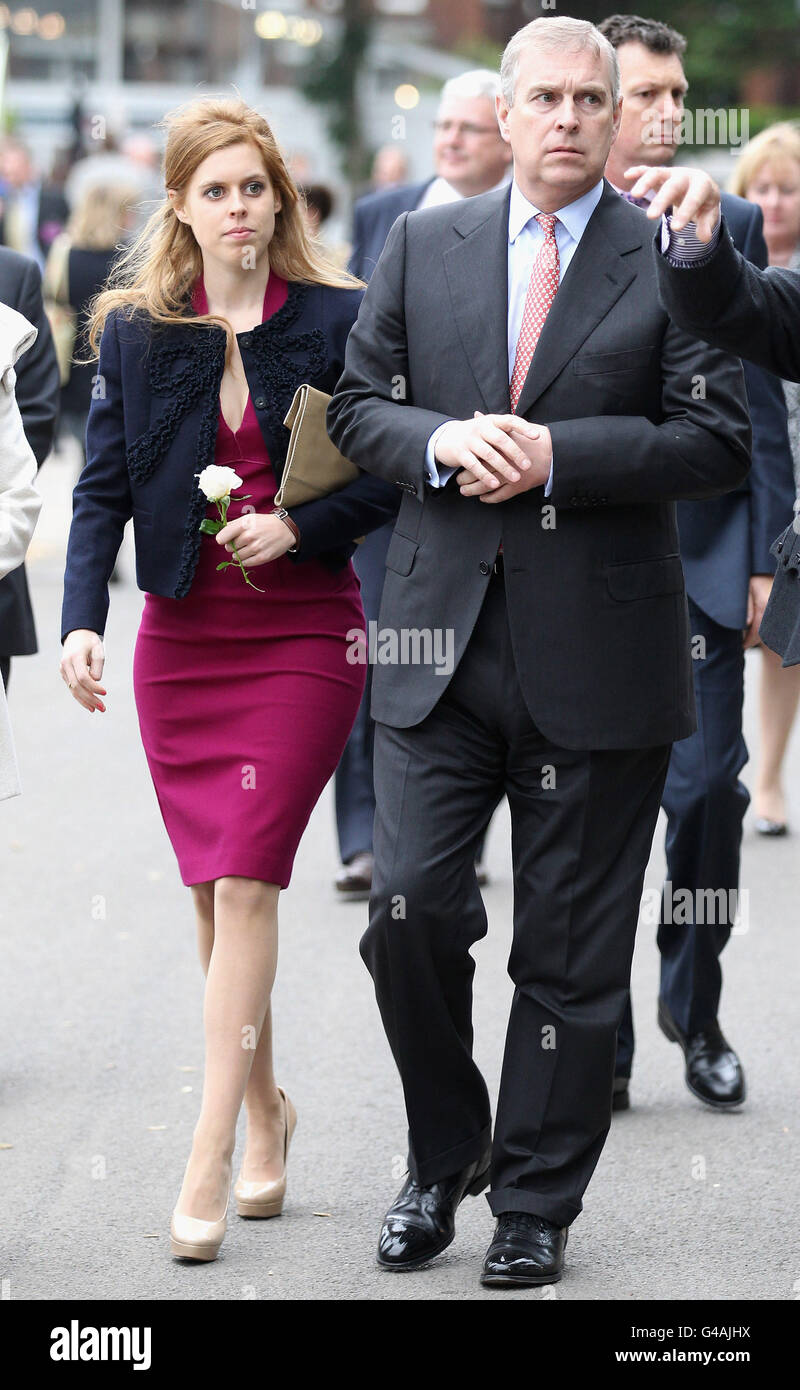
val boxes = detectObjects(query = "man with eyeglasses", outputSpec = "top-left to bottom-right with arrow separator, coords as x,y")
349,70 -> 513,282
335,70 -> 512,902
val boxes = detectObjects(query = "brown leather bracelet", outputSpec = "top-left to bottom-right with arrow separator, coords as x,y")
271,506 -> 301,552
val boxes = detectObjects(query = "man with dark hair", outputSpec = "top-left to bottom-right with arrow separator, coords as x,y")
599,13 -> 795,1112
598,12 -> 686,56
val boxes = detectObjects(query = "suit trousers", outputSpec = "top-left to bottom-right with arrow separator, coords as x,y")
616,598 -> 747,1073
362,571 -> 671,1227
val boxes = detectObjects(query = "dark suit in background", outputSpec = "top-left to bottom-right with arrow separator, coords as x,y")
328,183 -> 750,1222
0,247 -> 60,691
655,214 -> 800,670
348,180 -> 433,283
616,194 -> 796,1083
60,244 -> 123,440
655,212 -> 800,384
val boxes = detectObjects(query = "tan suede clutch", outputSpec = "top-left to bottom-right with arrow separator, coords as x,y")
276,383 -> 359,508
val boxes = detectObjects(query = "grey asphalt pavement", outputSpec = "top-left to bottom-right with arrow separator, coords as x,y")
2,446 -> 797,1301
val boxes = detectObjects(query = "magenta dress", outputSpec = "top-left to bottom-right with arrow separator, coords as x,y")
132,273 -> 366,888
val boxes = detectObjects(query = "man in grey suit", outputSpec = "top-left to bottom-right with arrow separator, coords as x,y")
328,15 -> 751,1287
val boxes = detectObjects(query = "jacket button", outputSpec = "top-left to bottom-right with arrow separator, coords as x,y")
254,395 -> 267,409
479,561 -> 490,575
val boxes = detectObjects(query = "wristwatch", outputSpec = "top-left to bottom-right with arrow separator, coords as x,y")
271,506 -> 300,553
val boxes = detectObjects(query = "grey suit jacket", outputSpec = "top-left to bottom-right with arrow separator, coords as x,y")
328,181 -> 751,748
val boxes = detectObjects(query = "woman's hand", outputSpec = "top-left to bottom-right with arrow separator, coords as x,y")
215,511 -> 296,567
60,630 -> 107,713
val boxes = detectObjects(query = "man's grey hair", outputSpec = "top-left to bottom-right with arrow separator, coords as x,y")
438,69 -> 503,113
500,17 -> 621,107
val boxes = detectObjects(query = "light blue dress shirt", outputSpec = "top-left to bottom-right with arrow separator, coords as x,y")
425,178 -> 606,493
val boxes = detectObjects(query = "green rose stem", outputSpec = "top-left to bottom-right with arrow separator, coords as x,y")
199,491 -> 265,593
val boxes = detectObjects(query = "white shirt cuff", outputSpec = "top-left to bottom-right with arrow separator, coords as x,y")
425,423 -> 456,487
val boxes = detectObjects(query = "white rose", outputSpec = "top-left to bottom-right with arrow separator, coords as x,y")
196,465 -> 243,502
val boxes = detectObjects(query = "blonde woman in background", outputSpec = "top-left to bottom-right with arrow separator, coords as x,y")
0,302 -> 40,799
44,184 -> 139,588
732,123 -> 800,835
43,182 -> 138,458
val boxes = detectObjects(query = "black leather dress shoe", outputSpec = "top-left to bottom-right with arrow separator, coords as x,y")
611,1075 -> 630,1112
480,1212 -> 568,1287
754,816 -> 788,837
377,1149 -> 491,1271
333,851 -> 373,901
658,998 -> 746,1109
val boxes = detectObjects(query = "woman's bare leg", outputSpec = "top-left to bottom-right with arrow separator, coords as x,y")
239,1000 -> 287,1182
175,876 -> 280,1220
188,881 -> 285,1185
755,646 -> 800,824
191,881 -> 215,973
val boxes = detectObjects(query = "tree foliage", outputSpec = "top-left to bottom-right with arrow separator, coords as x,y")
546,0 -> 800,109
300,0 -> 371,188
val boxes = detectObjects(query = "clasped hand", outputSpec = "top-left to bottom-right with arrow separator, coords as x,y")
215,511 -> 296,566
436,411 -> 553,503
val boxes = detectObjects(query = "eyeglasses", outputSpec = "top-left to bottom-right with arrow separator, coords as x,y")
433,121 -> 500,138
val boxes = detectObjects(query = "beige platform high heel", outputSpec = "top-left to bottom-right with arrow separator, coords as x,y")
170,1156 -> 231,1261
170,1207 -> 228,1261
234,1086 -> 297,1218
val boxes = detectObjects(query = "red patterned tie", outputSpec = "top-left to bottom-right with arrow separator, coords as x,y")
509,213 -> 560,412
496,214 -> 559,563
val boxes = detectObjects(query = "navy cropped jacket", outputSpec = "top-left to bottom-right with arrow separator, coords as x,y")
60,280 -> 399,642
